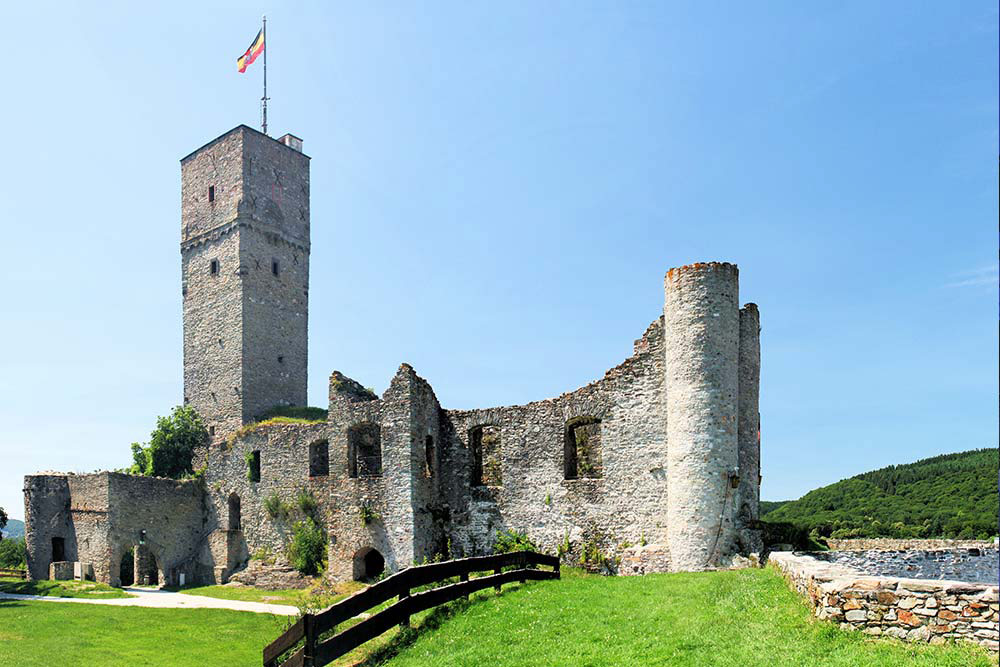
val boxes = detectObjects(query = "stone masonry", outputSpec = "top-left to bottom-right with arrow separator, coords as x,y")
770,551 -> 999,652
24,125 -> 762,587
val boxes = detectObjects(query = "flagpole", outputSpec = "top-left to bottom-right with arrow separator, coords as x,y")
261,15 -> 268,135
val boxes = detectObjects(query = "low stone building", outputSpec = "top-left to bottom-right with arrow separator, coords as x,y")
24,125 -> 762,587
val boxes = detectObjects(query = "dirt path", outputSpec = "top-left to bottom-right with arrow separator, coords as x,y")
0,587 -> 299,615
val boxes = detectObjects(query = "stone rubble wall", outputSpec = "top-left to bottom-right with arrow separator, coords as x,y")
770,551 -> 999,652
825,538 -> 998,551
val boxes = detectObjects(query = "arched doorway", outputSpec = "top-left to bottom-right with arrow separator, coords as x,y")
352,547 -> 385,581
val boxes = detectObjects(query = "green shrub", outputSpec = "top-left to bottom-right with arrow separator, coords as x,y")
129,406 -> 209,479
0,537 -> 27,568
758,520 -> 826,551
494,529 -> 538,554
263,493 -> 291,520
288,518 -> 327,576
296,489 -> 318,517
359,503 -> 381,526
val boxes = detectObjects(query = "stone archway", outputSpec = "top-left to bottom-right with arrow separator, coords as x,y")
352,547 -> 385,581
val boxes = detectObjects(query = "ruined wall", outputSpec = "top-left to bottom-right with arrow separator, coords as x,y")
440,317 -> 670,565
771,551 -> 999,652
23,473 -> 205,586
664,262 -> 741,571
737,303 -> 761,524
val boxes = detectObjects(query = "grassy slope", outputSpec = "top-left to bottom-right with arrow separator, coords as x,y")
0,599 -> 286,667
368,568 -> 994,667
765,448 -> 999,538
0,577 -> 132,599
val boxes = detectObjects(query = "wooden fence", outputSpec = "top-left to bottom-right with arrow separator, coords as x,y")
263,551 -> 560,667
0,567 -> 28,580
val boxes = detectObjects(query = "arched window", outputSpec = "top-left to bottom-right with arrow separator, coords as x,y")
470,425 -> 502,487
564,417 -> 602,479
348,423 -> 381,477
228,493 -> 242,531
309,440 -> 329,477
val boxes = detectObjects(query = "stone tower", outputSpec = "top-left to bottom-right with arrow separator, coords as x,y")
180,126 -> 310,436
663,262 -> 742,571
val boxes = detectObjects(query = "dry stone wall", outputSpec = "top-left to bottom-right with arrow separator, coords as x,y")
770,551 -> 999,652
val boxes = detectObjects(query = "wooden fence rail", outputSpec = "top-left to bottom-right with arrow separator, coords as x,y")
264,551 -> 560,667
0,568 -> 28,580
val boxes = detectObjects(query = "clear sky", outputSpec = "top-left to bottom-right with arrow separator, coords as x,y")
0,2 -> 996,519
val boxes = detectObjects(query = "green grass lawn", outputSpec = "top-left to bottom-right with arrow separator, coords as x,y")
0,576 -> 132,599
359,567 -> 995,667
0,568 -> 994,666
0,598 -> 287,667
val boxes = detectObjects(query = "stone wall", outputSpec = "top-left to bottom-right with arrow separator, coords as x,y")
23,472 -> 207,586
770,551 -> 999,652
825,538 -> 998,551
180,125 -> 310,436
664,263 -> 741,570
440,317 -> 670,565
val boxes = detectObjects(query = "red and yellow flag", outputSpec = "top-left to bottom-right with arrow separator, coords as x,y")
237,29 -> 265,73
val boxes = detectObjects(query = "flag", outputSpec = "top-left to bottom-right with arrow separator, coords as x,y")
237,29 -> 265,73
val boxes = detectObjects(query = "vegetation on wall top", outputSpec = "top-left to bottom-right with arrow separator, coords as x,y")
129,406 -> 208,479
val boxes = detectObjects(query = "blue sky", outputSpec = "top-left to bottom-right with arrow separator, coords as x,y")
0,2 -> 996,519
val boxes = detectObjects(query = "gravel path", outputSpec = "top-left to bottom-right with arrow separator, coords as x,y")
0,587 -> 299,616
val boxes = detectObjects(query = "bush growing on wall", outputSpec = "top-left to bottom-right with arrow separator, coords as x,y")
288,517 -> 327,576
493,529 -> 538,554
129,406 -> 209,479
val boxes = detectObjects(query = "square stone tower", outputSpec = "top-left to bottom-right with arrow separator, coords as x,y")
180,125 -> 310,436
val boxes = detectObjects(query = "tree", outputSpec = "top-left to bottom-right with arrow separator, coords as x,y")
0,506 -> 7,542
130,406 -> 209,479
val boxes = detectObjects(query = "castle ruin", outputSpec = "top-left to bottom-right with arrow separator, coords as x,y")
24,125 -> 762,587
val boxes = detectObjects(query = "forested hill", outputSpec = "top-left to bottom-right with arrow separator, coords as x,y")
763,448 -> 998,540
2,518 -> 24,538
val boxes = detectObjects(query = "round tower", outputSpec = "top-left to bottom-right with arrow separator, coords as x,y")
663,262 -> 740,570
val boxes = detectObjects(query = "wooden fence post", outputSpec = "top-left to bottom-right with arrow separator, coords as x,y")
518,553 -> 526,584
302,613 -> 316,667
494,566 -> 502,593
460,572 -> 469,600
399,587 -> 411,628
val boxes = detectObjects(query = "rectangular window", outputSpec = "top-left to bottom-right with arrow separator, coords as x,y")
208,185 -> 215,202
210,259 -> 219,275
248,450 -> 261,483
309,440 -> 329,477
272,260 -> 280,276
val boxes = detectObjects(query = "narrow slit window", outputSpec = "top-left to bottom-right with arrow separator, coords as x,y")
272,260 -> 280,276
208,185 -> 215,202
424,435 -> 434,477
210,259 -> 219,275
248,450 -> 261,483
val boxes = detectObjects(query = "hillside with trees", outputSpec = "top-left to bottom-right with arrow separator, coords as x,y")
763,448 -> 998,540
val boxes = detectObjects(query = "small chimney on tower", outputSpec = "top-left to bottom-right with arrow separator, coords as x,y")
278,133 -> 303,153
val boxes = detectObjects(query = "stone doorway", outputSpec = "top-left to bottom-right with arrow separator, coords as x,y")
352,547 -> 385,581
